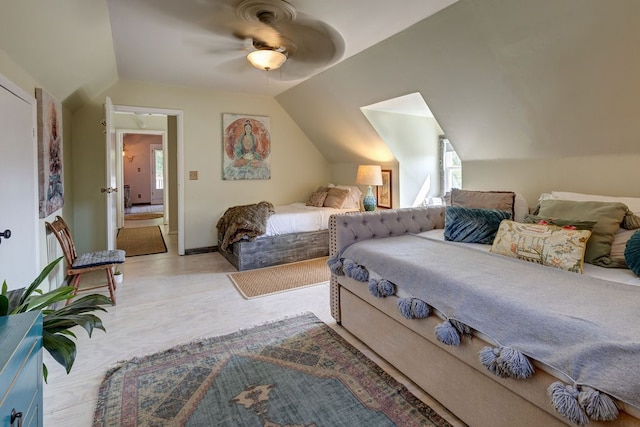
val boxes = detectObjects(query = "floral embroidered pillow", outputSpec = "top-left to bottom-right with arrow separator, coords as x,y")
490,220 -> 592,273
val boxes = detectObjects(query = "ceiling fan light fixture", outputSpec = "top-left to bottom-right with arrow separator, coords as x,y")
247,49 -> 287,71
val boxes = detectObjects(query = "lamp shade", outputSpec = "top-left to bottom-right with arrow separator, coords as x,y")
356,165 -> 383,186
247,50 -> 287,71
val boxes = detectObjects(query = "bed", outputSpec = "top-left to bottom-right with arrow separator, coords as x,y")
328,191 -> 640,427
217,185 -> 361,270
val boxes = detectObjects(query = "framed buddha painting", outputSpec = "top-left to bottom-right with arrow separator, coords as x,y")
222,113 -> 271,180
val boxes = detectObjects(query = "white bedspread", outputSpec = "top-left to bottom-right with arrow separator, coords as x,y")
263,203 -> 356,237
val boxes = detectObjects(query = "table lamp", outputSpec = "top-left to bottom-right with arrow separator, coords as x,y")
356,165 -> 383,211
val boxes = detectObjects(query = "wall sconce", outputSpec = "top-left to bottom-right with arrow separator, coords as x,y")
122,143 -> 136,163
356,165 -> 383,211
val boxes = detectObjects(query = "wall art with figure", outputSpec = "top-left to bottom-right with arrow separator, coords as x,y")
222,114 -> 271,180
36,88 -> 64,218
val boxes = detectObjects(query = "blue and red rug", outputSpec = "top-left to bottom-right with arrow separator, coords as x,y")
92,313 -> 453,426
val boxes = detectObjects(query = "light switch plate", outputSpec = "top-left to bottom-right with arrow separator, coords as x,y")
189,170 -> 198,180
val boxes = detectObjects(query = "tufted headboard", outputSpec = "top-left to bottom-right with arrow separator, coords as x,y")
328,206 -> 446,321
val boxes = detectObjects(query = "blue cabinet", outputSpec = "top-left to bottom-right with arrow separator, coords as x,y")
0,311 -> 43,427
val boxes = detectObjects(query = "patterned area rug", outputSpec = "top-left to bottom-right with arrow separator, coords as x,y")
116,226 -> 167,257
92,313 -> 453,427
228,257 -> 330,299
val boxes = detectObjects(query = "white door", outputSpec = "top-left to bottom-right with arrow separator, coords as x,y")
0,76 -> 39,290
104,97 -> 118,249
150,143 -> 164,205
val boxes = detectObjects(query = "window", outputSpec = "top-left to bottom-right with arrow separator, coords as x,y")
440,137 -> 461,195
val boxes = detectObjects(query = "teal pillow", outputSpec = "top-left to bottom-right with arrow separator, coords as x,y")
444,206 -> 511,244
624,230 -> 640,277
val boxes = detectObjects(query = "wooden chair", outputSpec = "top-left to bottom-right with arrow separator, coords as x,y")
46,216 -> 125,304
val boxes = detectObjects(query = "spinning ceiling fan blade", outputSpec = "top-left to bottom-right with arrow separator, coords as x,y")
276,17 -> 345,65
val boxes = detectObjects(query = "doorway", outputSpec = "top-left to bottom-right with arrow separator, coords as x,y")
110,105 -> 184,255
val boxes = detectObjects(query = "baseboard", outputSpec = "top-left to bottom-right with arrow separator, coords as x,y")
184,246 -> 217,255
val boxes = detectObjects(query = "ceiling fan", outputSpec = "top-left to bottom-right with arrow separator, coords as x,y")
209,0 -> 345,77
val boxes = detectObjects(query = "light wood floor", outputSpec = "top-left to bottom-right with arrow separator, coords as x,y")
43,221 -> 464,426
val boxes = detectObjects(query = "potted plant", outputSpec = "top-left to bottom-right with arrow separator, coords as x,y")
0,257 -> 113,381
113,269 -> 123,284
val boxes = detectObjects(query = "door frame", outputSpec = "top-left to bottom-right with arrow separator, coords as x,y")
116,129 -> 167,225
149,142 -> 165,206
113,104 -> 184,255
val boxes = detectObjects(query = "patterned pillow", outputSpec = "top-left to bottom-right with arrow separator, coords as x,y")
444,206 -> 511,244
323,187 -> 350,209
490,221 -> 592,273
624,230 -> 640,277
306,191 -> 328,207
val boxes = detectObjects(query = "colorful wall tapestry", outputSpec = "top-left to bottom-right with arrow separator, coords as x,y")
222,114 -> 271,180
36,88 -> 64,218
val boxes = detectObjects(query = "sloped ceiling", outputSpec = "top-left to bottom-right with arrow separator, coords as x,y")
276,0 -> 640,163
0,0 -> 118,111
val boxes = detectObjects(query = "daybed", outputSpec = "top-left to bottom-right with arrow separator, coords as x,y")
217,185 -> 361,270
328,197 -> 640,427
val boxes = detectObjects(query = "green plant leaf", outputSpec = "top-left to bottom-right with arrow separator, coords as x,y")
13,286 -> 76,314
43,330 -> 77,374
43,363 -> 48,383
44,313 -> 105,337
0,295 -> 8,316
17,257 -> 63,309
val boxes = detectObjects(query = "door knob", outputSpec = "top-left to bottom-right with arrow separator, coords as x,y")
100,187 -> 118,193
0,229 -> 10,245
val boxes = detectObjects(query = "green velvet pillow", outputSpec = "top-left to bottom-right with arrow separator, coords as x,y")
624,230 -> 640,276
537,200 -> 628,267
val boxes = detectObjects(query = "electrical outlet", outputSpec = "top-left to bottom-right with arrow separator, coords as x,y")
189,171 -> 198,180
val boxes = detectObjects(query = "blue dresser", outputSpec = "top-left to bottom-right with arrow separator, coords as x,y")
0,311 -> 43,427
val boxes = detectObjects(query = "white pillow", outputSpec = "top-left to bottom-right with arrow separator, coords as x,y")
550,191 -> 640,215
328,184 -> 362,209
513,193 -> 529,222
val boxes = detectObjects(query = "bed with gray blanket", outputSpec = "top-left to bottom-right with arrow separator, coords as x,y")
328,206 -> 640,427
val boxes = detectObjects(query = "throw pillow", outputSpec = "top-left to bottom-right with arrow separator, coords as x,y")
625,231 -> 640,277
323,187 -> 350,209
450,189 -> 516,219
306,191 -> 328,207
537,200 -> 628,267
490,220 -> 592,273
444,206 -> 511,244
523,214 -> 596,231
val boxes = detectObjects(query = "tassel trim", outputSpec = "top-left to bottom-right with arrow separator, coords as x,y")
327,254 -> 344,276
548,382 -> 619,425
398,297 -> 430,319
478,346 -> 534,379
368,278 -> 396,298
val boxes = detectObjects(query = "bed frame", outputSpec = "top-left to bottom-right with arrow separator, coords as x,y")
218,230 -> 329,271
329,207 -> 640,427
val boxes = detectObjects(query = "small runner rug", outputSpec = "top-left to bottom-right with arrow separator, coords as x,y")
116,226 -> 167,257
124,212 -> 163,220
227,257 -> 330,299
92,313 -> 452,427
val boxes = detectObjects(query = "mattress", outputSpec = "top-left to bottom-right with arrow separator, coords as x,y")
262,203 -> 356,237
416,228 -> 640,287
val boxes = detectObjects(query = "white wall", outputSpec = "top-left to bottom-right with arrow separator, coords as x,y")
361,110 -> 441,207
464,154 -> 640,210
71,79 -> 330,253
